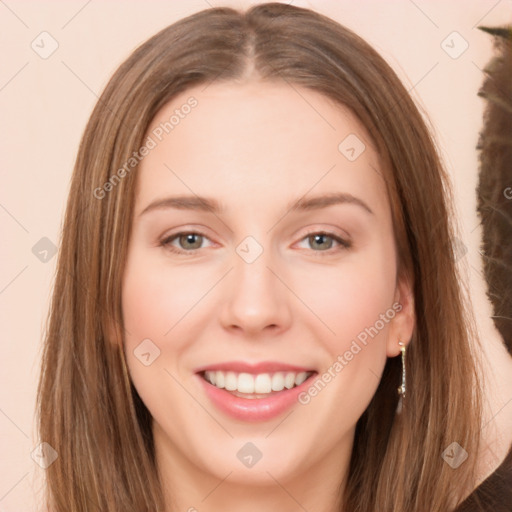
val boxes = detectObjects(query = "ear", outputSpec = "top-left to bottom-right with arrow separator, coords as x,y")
386,272 -> 415,357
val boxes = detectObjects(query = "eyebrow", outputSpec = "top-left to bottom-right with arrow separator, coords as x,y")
138,192 -> 374,217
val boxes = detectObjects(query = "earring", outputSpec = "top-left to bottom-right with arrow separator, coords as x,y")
396,341 -> 406,414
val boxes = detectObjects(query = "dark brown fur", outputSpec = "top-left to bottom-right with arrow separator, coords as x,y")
476,26 -> 512,355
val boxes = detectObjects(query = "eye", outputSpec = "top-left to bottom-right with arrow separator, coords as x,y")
160,229 -> 351,256
160,231 -> 213,255
296,230 -> 351,254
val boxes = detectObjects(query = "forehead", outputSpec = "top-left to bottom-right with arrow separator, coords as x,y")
135,81 -> 388,217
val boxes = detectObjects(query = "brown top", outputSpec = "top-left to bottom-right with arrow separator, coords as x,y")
453,442 -> 512,511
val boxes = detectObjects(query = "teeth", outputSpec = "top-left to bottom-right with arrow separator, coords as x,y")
225,371 -> 237,391
215,371 -> 224,388
295,371 -> 309,386
284,372 -> 296,389
255,373 -> 272,393
271,372 -> 285,391
238,373 -> 255,393
203,370 -> 313,394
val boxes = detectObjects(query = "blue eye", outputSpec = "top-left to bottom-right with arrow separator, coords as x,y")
160,230 -> 351,256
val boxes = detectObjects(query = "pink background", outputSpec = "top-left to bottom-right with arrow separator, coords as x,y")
1,1 -> 511,510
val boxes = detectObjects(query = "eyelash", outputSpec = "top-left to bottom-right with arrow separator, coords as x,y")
159,229 -> 352,256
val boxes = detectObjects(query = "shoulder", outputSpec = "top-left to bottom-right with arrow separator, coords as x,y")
453,441 -> 512,512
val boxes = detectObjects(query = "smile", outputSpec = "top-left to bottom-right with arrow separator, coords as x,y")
195,363 -> 319,421
201,370 -> 315,396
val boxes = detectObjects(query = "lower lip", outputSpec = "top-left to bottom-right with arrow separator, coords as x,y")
196,372 -> 317,422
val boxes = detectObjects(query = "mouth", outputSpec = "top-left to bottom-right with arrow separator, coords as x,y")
194,361 -> 319,421
196,367 -> 318,421
198,369 -> 317,399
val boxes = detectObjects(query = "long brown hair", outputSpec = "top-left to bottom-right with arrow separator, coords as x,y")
36,3 -> 483,511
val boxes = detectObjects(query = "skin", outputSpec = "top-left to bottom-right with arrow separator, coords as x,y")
121,80 -> 415,512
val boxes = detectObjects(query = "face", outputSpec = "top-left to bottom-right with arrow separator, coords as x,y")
121,81 -> 414,489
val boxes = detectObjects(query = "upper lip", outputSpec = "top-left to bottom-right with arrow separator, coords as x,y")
195,361 -> 317,375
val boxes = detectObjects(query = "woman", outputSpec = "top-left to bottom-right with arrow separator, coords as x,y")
37,3 -> 487,511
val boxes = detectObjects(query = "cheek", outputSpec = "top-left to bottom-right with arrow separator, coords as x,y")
295,253 -> 396,422
294,251 -> 396,352
120,249 -> 204,424
121,248 -> 212,341
122,235 -> 396,359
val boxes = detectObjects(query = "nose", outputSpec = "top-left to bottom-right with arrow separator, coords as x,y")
219,245 -> 292,337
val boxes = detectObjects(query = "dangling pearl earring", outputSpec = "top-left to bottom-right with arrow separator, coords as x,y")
396,340 -> 406,414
